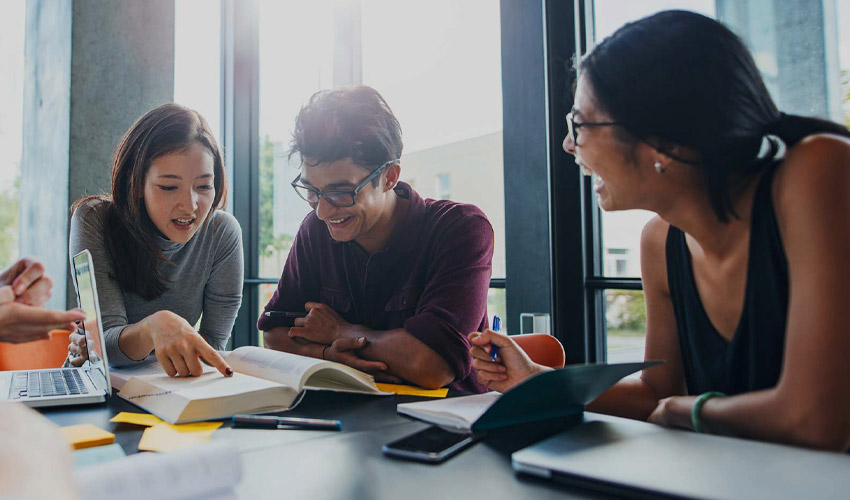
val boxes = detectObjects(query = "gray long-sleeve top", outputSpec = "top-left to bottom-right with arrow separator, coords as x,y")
69,198 -> 244,366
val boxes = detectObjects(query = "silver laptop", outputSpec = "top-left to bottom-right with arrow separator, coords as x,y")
512,412 -> 850,500
0,249 -> 111,407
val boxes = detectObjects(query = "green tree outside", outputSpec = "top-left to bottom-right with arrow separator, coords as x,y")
259,136 -> 295,277
606,289 -> 646,336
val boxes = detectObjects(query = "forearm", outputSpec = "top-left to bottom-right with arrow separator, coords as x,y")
348,326 -> 455,389
115,321 -> 155,362
699,389 -> 849,451
587,377 -> 662,421
263,326 -> 324,358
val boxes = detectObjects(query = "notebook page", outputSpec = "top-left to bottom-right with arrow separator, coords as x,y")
226,346 -> 326,389
397,392 -> 501,429
74,442 -> 240,500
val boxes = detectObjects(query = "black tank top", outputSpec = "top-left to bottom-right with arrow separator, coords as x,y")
666,168 -> 789,395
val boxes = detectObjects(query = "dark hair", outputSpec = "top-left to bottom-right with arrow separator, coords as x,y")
72,103 -> 227,300
290,85 -> 403,178
578,10 -> 850,221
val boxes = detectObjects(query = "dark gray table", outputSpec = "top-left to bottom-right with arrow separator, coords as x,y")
40,391 -> 600,499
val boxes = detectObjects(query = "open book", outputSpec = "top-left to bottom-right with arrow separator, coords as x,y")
114,346 -> 388,424
75,442 -> 239,500
397,361 -> 661,432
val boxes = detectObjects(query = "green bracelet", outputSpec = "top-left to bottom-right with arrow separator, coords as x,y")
691,391 -> 726,433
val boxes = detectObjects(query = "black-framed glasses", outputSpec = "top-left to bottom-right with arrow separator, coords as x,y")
291,159 -> 400,208
566,108 -> 620,146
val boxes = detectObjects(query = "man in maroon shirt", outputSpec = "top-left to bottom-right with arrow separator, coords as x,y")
258,86 -> 493,392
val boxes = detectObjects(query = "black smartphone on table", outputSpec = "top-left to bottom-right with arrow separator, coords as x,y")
382,426 -> 480,463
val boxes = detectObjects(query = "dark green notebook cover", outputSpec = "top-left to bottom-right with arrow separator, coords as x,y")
471,361 -> 661,432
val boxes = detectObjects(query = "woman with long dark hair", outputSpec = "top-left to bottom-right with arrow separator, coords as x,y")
471,10 -> 850,450
67,103 -> 242,377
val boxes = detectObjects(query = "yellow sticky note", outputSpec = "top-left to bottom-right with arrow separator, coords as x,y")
60,424 -> 115,450
110,412 -> 222,436
137,423 -> 210,452
168,421 -> 222,436
110,412 -> 164,427
375,383 -> 449,398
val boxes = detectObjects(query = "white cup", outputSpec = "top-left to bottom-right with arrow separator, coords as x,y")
520,312 -> 551,335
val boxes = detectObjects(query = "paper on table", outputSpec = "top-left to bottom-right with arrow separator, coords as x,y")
212,426 -> 336,453
397,392 -> 501,429
111,412 -> 222,436
73,443 -> 126,468
375,383 -> 448,398
169,421 -> 222,435
60,424 -> 116,450
75,442 -> 241,500
137,423 -> 211,452
110,412 -> 164,427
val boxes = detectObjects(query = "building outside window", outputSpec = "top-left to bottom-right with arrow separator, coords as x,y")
435,173 -> 451,200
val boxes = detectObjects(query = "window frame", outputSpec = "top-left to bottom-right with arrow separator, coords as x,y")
223,0 -> 510,348
544,0 -> 644,364
221,0 -> 637,358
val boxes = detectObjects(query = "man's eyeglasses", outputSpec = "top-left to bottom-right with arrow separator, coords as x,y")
566,108 -> 620,146
291,159 -> 400,208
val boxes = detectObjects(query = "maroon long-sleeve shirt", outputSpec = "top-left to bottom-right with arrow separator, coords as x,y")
257,182 -> 493,393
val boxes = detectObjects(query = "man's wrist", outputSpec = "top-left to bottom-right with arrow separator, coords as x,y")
311,342 -> 327,359
340,324 -> 369,342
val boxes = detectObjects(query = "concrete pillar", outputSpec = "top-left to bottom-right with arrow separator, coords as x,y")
21,0 -> 175,310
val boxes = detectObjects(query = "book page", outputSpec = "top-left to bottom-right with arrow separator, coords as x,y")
125,371 -> 282,400
225,346 -> 328,389
304,366 -> 383,394
74,442 -> 240,500
109,358 -> 201,390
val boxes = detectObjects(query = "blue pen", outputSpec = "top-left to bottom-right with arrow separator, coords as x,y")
490,315 -> 501,361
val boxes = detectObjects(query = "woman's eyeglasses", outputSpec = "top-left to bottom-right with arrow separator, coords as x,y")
566,108 -> 620,146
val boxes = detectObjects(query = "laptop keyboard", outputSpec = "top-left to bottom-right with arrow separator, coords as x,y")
11,369 -> 89,399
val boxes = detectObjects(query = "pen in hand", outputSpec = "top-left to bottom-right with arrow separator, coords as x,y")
490,315 -> 501,362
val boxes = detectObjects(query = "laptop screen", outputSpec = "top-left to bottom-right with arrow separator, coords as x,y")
72,251 -> 109,391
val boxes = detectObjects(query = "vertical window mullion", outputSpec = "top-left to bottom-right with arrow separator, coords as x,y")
222,0 -> 260,348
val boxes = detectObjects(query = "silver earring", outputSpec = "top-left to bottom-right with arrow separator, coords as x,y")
654,161 -> 666,174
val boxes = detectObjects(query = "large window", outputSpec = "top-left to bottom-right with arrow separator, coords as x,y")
0,1 -> 25,270
587,0 -> 849,362
251,0 -> 505,345
174,0 -> 222,165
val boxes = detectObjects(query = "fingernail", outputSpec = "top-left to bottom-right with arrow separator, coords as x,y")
358,336 -> 367,343
225,368 -> 233,376
14,285 -> 23,295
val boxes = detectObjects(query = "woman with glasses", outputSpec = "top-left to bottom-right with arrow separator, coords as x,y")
260,86 -> 494,392
471,10 -> 850,450
67,104 -> 242,378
